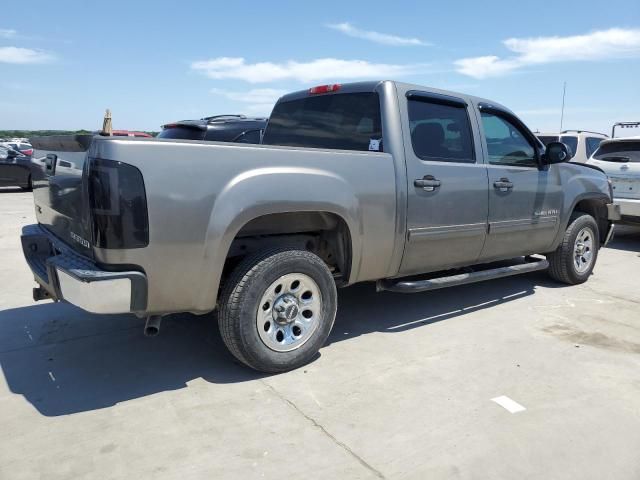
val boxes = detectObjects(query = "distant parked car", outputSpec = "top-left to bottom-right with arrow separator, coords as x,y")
157,115 -> 267,143
2,141 -> 33,157
586,137 -> 640,225
536,130 -> 607,163
0,145 -> 38,190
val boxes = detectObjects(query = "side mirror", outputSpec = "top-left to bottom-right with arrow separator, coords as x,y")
543,141 -> 570,165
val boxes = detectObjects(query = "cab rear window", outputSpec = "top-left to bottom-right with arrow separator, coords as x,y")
263,92 -> 382,152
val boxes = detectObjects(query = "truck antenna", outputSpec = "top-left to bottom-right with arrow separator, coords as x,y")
559,82 -> 567,131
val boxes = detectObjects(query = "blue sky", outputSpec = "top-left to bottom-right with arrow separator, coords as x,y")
1,0 -> 639,136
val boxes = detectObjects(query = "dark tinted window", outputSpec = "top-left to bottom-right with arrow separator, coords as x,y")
263,93 -> 382,151
586,137 -> 604,157
408,99 -> 474,163
537,135 -> 559,146
157,126 -> 205,140
481,112 -> 537,167
204,128 -> 233,142
559,135 -> 578,158
234,129 -> 262,144
593,141 -> 640,162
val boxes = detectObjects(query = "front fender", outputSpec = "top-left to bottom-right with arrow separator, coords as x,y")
194,166 -> 363,311
549,163 -> 611,250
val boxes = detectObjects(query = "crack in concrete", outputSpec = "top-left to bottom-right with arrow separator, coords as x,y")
262,380 -> 386,479
583,285 -> 640,307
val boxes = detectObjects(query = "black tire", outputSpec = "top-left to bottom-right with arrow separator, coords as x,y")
21,176 -> 32,191
547,212 -> 599,284
218,248 -> 338,373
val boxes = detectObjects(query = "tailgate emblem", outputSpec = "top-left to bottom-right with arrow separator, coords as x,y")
70,231 -> 90,248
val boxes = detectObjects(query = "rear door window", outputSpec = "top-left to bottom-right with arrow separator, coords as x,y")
263,92 -> 382,151
586,137 -> 604,157
408,98 -> 475,163
559,135 -> 578,159
537,136 -> 559,146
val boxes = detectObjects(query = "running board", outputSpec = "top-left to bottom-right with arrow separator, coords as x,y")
377,258 -> 549,293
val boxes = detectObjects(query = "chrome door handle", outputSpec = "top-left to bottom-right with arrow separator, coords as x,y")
414,175 -> 441,192
493,178 -> 514,192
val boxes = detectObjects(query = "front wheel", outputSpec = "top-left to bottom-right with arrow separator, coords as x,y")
547,212 -> 599,284
218,249 -> 338,373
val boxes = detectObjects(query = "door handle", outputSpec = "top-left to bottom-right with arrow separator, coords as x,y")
493,178 -> 514,192
414,175 -> 441,192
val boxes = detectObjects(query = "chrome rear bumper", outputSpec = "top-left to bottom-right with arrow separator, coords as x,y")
21,224 -> 147,314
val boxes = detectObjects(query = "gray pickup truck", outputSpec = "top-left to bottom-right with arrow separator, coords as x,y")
22,80 -> 619,372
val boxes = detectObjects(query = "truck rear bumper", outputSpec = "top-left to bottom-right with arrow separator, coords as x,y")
614,198 -> 640,220
21,224 -> 147,314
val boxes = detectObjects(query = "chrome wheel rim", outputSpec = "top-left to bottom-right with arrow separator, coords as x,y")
574,227 -> 594,273
256,273 -> 323,352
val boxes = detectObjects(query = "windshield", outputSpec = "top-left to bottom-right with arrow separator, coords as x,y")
593,141 -> 640,162
263,92 -> 382,151
537,135 -> 559,146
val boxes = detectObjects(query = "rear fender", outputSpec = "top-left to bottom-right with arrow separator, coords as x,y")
195,166 -> 362,311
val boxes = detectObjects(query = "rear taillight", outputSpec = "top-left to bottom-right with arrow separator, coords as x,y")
88,158 -> 149,249
309,84 -> 341,94
22,149 -> 33,156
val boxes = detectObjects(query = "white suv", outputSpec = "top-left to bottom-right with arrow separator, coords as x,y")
586,137 -> 640,224
536,130 -> 607,163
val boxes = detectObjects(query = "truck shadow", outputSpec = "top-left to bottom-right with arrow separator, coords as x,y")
606,225 -> 640,252
0,272 -> 551,417
0,187 -> 25,194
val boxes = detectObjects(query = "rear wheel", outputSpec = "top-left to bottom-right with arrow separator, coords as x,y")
218,248 -> 338,373
547,212 -> 599,284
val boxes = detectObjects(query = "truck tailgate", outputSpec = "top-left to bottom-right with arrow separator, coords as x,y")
30,135 -> 94,258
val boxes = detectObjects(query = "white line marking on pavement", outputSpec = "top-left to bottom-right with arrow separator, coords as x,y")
48,371 -> 56,382
491,395 -> 526,413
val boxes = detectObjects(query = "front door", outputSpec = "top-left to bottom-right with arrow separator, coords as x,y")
476,107 -> 563,261
399,91 -> 489,276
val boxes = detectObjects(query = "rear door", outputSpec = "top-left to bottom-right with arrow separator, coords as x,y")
476,105 -> 563,261
398,90 -> 489,275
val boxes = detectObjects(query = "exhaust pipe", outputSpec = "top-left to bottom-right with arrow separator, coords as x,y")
144,315 -> 162,337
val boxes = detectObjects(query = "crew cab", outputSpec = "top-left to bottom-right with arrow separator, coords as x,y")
22,81 -> 619,372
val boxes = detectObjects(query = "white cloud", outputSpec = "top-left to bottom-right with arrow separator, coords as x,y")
0,28 -> 17,38
455,28 -> 640,79
191,57 -> 425,83
210,87 -> 286,104
210,88 -> 286,116
327,22 -> 430,46
0,46 -> 54,64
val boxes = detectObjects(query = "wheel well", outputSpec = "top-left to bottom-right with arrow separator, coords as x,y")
222,212 -> 352,286
573,198 -> 609,244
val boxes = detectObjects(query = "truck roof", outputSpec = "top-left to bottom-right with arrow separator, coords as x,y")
276,80 -> 514,115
